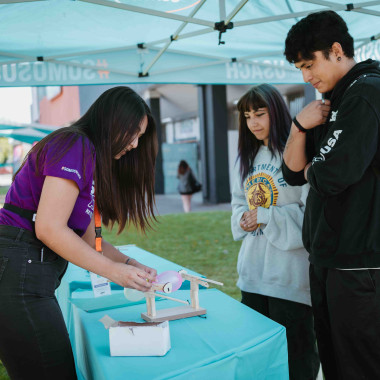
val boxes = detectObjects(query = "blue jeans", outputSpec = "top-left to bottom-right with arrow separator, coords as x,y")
0,225 -> 76,380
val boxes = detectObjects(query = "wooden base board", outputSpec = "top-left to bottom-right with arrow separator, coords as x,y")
141,305 -> 207,322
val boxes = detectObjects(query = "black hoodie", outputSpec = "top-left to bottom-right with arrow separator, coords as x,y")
283,59 -> 380,268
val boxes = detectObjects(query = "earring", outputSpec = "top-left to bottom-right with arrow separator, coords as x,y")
337,57 -> 341,61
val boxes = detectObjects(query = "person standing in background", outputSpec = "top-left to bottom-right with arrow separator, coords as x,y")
177,160 -> 201,213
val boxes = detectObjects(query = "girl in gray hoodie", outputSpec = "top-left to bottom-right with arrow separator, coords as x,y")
231,84 -> 320,380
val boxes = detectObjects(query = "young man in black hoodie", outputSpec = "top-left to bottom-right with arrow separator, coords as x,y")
283,10 -> 380,380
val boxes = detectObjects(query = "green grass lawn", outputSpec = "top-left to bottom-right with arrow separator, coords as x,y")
0,365 -> 7,380
0,186 -> 9,196
102,211 -> 241,299
0,211 -> 242,379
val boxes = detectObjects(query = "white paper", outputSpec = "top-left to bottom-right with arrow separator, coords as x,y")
90,272 -> 111,298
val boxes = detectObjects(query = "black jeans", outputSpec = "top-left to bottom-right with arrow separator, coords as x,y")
0,225 -> 77,380
310,264 -> 380,380
241,290 -> 320,380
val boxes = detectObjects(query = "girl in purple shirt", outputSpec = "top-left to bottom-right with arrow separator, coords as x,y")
0,87 -> 158,380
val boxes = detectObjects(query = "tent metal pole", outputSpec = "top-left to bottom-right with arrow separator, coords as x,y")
234,8 -> 326,27
0,51 -> 34,60
166,27 -> 214,41
77,0 -> 214,27
0,50 -> 36,65
299,0 -> 380,7
141,41 -> 171,77
44,25 -> 378,63
225,0 -> 249,24
141,0 -> 207,76
145,29 -> 212,47
144,44 -> 284,62
219,0 -> 226,20
0,0 -> 44,3
241,51 -> 285,59
0,59 -> 35,65
46,45 -> 138,60
298,0 -> 380,16
158,48 -> 285,62
151,58 -> 297,77
32,46 -> 283,73
352,8 -> 380,16
354,33 -> 380,49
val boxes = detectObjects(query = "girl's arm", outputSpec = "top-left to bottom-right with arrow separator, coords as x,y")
231,169 -> 250,241
35,176 -> 156,290
81,217 -> 157,277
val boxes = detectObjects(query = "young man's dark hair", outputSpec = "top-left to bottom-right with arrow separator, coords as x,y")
282,9 -> 380,380
284,10 -> 354,63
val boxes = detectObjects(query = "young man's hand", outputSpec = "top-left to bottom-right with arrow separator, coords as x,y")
296,99 -> 331,130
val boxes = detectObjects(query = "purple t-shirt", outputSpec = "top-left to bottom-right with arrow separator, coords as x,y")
0,134 -> 96,236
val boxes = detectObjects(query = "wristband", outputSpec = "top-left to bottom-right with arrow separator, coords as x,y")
293,117 -> 307,133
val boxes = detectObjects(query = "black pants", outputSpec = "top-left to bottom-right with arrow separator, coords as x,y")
241,291 -> 320,380
0,225 -> 76,380
310,264 -> 380,380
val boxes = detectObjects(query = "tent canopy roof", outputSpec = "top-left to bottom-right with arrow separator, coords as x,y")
0,0 -> 379,86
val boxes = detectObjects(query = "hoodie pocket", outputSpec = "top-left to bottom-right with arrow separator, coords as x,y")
304,192 -> 339,254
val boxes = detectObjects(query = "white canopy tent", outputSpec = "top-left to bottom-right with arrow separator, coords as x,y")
0,0 -> 379,87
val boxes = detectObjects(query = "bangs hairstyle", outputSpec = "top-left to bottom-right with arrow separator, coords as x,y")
17,86 -> 158,234
284,10 -> 354,63
237,84 -> 291,183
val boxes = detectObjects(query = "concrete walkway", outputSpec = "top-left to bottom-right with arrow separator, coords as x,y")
0,173 -> 231,214
155,192 -> 231,215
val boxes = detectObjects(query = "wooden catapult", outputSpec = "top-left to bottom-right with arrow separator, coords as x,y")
141,270 -> 223,322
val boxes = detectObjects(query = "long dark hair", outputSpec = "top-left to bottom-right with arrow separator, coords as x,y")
178,160 -> 189,175
237,84 -> 291,183
16,86 -> 158,233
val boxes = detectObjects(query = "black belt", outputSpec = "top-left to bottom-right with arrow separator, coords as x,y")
3,203 -> 81,236
3,203 -> 36,222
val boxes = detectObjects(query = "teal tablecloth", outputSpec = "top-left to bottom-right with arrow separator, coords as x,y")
56,245 -> 289,379
69,289 -> 289,380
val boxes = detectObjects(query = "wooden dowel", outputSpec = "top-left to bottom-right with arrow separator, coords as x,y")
181,273 -> 223,286
202,278 -> 224,286
156,293 -> 189,305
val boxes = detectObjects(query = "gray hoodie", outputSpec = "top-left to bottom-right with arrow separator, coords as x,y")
231,145 -> 311,306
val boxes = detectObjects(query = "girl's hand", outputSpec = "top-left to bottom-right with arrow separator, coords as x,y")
108,262 -> 156,291
129,259 -> 157,280
240,210 -> 258,232
296,99 -> 331,130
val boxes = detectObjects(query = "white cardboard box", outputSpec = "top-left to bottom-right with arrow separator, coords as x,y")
99,315 -> 171,356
